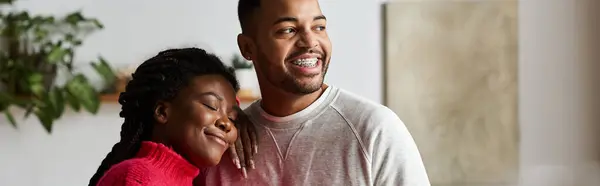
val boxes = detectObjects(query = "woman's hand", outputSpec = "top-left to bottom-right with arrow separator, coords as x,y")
228,107 -> 258,178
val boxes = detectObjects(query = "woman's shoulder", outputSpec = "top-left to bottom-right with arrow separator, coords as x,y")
97,158 -> 155,185
111,158 -> 154,173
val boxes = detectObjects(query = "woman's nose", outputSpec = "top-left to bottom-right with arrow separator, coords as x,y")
215,117 -> 233,133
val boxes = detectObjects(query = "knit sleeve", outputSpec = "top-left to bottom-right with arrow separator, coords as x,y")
96,161 -> 153,186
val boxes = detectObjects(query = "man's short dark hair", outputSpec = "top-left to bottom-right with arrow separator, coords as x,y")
238,0 -> 261,33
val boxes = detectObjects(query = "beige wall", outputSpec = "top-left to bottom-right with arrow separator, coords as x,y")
384,0 -> 600,185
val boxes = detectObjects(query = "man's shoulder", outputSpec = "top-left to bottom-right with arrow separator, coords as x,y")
331,88 -> 400,123
242,100 -> 260,113
329,88 -> 408,146
330,88 -> 410,159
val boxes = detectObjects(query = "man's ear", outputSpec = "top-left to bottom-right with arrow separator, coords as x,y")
237,33 -> 256,61
154,101 -> 170,125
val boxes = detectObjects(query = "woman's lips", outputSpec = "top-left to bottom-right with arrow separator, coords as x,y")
205,132 -> 228,148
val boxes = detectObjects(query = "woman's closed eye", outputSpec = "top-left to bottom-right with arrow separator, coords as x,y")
228,113 -> 238,122
202,103 -> 217,111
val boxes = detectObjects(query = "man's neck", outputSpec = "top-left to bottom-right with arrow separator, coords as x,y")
259,84 -> 328,117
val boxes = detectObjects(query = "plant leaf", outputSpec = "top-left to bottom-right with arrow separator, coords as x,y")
26,73 -> 45,96
4,110 -> 17,128
1,94 -> 29,109
91,18 -> 104,29
27,72 -> 44,83
91,57 -> 116,84
33,27 -> 48,42
35,109 -> 53,133
46,47 -> 67,64
0,0 -> 16,5
66,75 -> 100,114
0,103 -> 7,112
64,11 -> 84,26
24,105 -> 34,118
0,91 -> 12,104
48,87 -> 65,119
12,99 -> 29,108
29,83 -> 45,97
64,91 -> 81,111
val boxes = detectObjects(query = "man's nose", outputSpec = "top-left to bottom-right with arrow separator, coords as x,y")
296,30 -> 318,49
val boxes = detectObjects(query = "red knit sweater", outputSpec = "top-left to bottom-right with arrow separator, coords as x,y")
96,141 -> 200,186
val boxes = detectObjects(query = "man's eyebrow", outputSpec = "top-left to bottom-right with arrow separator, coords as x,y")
272,15 -> 327,25
314,15 -> 326,21
273,16 -> 297,25
196,92 -> 223,101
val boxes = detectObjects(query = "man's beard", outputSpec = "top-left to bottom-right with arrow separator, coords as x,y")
257,50 -> 328,95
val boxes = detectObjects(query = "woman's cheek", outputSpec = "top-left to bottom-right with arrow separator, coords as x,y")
229,128 -> 239,144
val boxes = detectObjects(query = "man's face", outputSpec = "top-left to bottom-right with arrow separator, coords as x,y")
239,0 -> 332,95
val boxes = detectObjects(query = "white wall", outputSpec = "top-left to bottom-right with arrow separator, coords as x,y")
4,0 -> 383,102
0,0 -> 383,186
518,0 -> 600,185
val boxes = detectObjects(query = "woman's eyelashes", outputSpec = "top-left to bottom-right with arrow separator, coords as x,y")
228,116 -> 237,122
202,101 -> 237,121
202,103 -> 218,111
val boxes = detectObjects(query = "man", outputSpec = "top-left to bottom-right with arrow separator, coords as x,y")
199,0 -> 430,185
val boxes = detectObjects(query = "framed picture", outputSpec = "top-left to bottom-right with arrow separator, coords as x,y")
383,1 -> 519,185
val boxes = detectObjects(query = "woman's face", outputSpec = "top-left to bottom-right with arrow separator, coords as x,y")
158,74 -> 238,167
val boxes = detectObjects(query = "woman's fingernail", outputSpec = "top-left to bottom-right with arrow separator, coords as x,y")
250,160 -> 255,169
242,168 -> 248,178
234,159 -> 241,169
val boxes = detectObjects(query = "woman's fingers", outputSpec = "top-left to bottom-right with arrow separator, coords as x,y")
235,133 -> 248,178
228,144 -> 241,169
249,120 -> 258,155
240,123 -> 254,169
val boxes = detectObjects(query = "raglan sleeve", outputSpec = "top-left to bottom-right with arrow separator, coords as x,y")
368,106 -> 431,186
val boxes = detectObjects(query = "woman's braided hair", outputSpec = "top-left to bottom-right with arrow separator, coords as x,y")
88,48 -> 239,186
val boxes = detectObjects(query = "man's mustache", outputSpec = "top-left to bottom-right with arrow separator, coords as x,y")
285,49 -> 325,61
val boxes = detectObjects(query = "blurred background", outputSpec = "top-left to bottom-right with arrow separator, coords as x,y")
0,0 -> 598,186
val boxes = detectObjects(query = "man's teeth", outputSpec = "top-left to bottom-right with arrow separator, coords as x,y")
292,58 -> 318,67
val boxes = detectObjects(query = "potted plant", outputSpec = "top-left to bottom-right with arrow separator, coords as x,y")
0,0 -> 116,133
231,54 -> 258,98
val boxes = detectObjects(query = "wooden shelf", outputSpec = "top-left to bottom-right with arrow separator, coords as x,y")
100,94 -> 121,102
100,94 -> 259,103
238,94 -> 260,103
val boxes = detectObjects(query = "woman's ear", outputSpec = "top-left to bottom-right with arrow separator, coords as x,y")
154,101 -> 170,124
237,33 -> 255,61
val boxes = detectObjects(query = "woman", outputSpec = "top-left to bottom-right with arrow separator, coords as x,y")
88,48 -> 256,186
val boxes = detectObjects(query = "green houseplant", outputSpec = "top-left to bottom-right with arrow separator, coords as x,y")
0,0 -> 116,133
